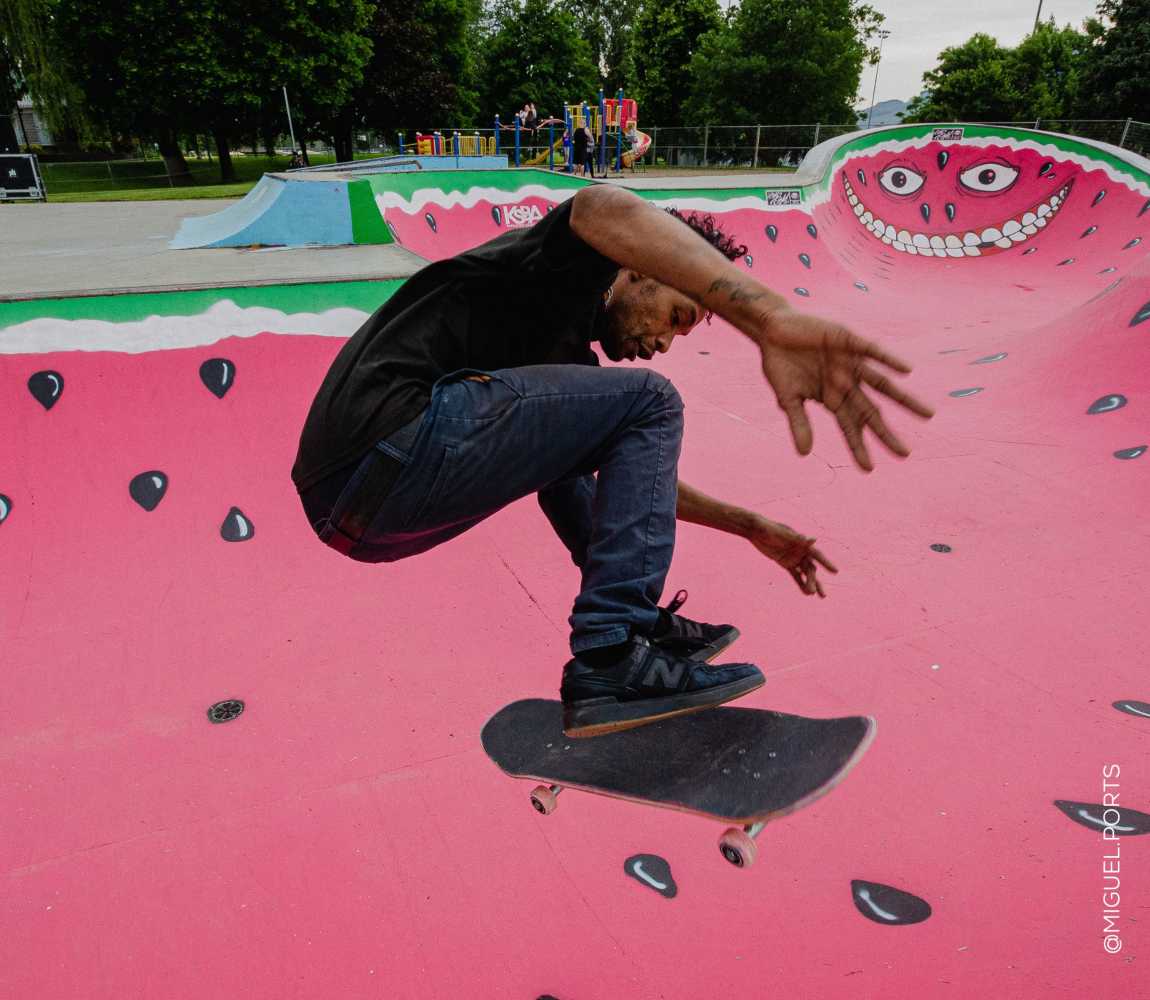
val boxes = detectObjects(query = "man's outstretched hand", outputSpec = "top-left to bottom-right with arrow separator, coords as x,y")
758,307 -> 935,472
746,515 -> 837,598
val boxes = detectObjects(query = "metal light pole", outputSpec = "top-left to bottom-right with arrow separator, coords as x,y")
866,30 -> 892,129
1033,0 -> 1044,32
283,86 -> 298,155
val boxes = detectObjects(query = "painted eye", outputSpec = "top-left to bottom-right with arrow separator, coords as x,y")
877,165 -> 925,196
959,162 -> 1019,193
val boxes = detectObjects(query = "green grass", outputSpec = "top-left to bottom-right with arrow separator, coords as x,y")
39,151 -> 799,203
42,152 -> 349,203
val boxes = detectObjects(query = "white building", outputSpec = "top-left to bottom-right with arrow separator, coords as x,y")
10,98 -> 54,147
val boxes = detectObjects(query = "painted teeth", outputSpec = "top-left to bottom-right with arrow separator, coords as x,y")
843,173 -> 1067,258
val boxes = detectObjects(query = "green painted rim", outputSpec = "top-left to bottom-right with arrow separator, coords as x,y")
0,280 -> 402,327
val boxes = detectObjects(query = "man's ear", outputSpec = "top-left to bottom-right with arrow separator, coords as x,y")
627,270 -> 645,283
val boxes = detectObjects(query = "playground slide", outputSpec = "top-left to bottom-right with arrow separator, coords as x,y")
525,136 -> 566,167
622,130 -> 652,168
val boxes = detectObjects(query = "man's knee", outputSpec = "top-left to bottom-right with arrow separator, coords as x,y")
644,370 -> 684,415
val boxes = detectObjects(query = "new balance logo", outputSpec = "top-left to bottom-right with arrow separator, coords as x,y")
643,655 -> 686,689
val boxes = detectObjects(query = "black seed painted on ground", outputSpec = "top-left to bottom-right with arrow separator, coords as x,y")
491,206 -> 502,226
1113,699 -> 1150,717
1039,161 -> 1054,177
807,223 -> 818,239
949,387 -> 983,398
765,224 -> 778,242
28,371 -> 64,410
1087,394 -> 1127,414
794,287 -> 810,297
1054,800 -> 1150,836
386,220 -> 400,244
1081,225 -> 1098,238
199,359 -> 235,399
971,352 -> 1007,364
0,494 -> 11,525
624,854 -> 678,898
129,472 -> 169,512
920,203 -> 930,224
207,700 -> 245,724
424,212 -> 437,233
931,543 -> 952,553
1092,189 -> 1107,207
945,202 -> 956,222
1131,302 -> 1150,327
1022,246 -> 1038,256
1057,258 -> 1075,266
221,507 -> 255,542
698,351 -> 710,355
1114,445 -> 1147,460
1123,237 -> 1142,250
851,880 -> 932,925
1140,199 -> 1150,218
937,151 -> 949,170
854,280 -> 868,292
744,254 -> 753,268
1099,266 -> 1118,275
798,252 -> 811,268
856,168 -> 867,186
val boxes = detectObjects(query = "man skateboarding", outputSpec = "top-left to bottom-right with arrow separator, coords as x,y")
292,185 -> 934,737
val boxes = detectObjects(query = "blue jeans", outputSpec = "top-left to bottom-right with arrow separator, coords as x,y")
300,365 -> 683,654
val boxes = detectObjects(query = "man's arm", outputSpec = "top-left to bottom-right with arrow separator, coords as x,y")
677,480 -> 757,537
678,480 -> 838,598
569,184 -> 935,472
570,185 -> 784,347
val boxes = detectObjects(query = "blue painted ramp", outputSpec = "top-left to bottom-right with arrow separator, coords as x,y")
170,174 -> 354,249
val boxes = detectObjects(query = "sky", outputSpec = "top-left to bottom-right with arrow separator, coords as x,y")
854,0 -> 1103,108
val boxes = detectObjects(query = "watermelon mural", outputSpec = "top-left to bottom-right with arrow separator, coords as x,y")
1,125 -> 1148,998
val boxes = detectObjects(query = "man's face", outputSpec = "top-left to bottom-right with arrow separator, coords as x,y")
599,272 -> 703,362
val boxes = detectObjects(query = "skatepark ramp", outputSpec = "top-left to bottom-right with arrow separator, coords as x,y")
2,123 -> 1148,998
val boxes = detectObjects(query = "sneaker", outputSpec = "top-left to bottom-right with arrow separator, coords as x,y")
650,589 -> 740,662
560,635 -> 764,738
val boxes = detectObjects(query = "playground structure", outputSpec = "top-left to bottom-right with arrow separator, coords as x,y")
399,89 -> 652,174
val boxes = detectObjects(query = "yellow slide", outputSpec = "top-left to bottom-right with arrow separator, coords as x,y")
524,135 -> 567,167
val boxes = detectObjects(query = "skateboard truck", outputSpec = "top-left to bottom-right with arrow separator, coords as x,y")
531,782 -> 768,867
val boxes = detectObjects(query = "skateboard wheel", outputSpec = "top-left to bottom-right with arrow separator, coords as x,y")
719,828 -> 758,868
530,785 -> 559,815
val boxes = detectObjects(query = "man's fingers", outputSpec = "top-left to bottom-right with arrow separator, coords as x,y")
847,332 -> 913,375
781,400 -> 814,455
811,547 -> 838,574
859,399 -> 911,458
861,366 -> 935,419
835,402 -> 874,472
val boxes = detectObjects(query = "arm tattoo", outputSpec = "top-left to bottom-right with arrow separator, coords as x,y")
706,277 -> 767,305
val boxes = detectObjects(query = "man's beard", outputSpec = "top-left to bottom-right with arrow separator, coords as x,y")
600,292 -> 651,361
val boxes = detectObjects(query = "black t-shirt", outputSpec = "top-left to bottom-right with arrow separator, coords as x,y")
291,199 -> 620,492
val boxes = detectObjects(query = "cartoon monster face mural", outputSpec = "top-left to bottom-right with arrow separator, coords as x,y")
838,143 -> 1079,258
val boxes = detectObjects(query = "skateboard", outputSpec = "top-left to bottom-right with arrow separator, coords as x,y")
481,699 -> 875,868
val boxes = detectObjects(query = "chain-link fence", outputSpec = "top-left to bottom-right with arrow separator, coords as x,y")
638,119 -> 1150,169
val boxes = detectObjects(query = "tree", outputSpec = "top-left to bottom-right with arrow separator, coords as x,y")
628,0 -> 720,125
1078,0 -> 1150,120
53,0 -> 373,180
1,0 -> 89,144
559,0 -> 640,94
1012,21 -> 1092,121
1,35 -> 24,151
904,22 -> 1092,124
903,34 -> 1020,123
683,0 -> 882,126
354,0 -> 480,140
477,0 -> 599,121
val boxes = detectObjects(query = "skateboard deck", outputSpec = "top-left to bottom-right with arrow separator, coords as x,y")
482,699 -> 875,867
